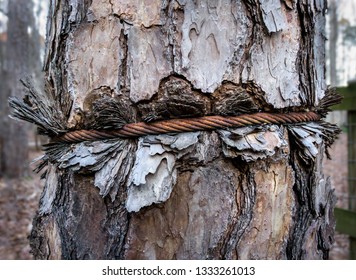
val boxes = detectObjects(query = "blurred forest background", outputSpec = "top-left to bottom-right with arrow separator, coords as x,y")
0,0 -> 47,259
0,0 -> 355,259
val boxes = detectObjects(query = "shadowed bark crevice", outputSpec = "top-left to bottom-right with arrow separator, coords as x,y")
286,149 -> 336,259
219,170 -> 256,259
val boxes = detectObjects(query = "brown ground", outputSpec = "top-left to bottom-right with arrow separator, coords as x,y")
0,150 -> 42,260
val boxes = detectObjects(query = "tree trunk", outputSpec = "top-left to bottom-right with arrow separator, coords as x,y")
328,0 -> 338,87
26,0 -> 336,259
0,0 -> 41,177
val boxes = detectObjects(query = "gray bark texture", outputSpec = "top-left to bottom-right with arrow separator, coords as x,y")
27,0 -> 336,259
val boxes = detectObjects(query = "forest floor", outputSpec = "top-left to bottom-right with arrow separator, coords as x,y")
0,134 -> 351,260
0,149 -> 42,260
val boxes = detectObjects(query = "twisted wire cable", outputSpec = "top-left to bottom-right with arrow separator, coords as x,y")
51,111 -> 321,144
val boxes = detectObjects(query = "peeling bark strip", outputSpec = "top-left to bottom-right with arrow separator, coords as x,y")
10,0 -> 342,259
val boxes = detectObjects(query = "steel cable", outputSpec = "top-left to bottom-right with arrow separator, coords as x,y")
51,111 -> 321,144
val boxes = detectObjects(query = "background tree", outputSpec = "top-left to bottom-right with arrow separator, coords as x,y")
12,0 -> 338,259
0,0 -> 41,177
0,0 -> 45,260
328,0 -> 338,87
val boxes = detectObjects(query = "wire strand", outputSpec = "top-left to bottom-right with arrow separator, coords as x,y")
51,111 -> 321,144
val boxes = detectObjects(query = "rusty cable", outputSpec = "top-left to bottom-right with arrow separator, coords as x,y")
50,111 -> 321,144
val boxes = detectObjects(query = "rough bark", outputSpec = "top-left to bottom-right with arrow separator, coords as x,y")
26,0 -> 337,259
